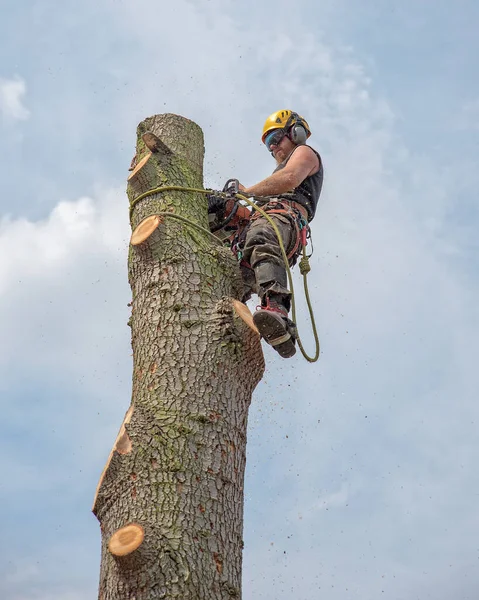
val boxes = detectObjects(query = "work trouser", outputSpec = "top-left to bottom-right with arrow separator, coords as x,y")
240,206 -> 298,310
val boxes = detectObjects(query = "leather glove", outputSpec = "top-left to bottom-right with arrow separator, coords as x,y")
206,191 -> 227,215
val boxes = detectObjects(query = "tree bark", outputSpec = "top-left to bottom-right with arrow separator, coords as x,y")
93,114 -> 265,599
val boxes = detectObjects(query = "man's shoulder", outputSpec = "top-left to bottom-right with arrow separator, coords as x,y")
290,144 -> 320,160
289,145 -> 321,174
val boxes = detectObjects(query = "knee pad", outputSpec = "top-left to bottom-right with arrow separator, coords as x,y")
254,261 -> 287,289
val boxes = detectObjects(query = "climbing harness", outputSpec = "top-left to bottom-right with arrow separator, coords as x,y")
248,199 -> 309,262
129,184 -> 320,363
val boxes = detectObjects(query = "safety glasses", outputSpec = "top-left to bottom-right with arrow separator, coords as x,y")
264,129 -> 286,151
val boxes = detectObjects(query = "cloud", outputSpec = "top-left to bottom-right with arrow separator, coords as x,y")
0,76 -> 30,122
0,185 -> 132,386
0,187 -> 126,600
0,188 -> 128,293
0,185 -> 133,519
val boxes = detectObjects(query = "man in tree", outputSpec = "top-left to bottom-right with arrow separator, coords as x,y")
211,109 -> 323,359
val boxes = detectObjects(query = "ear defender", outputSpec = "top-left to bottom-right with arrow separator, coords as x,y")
287,112 -> 308,145
289,124 -> 308,145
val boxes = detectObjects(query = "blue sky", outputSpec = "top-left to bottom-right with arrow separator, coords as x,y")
1,1 -> 479,598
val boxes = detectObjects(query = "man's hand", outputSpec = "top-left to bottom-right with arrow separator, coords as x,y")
206,192 -> 226,215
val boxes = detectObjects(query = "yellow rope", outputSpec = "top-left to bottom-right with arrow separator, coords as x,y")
130,186 -> 320,363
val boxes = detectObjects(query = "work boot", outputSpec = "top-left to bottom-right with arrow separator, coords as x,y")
253,296 -> 297,359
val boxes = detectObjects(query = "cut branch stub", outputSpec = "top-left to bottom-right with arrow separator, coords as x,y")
142,131 -> 172,155
232,299 -> 259,335
92,405 -> 134,512
130,215 -> 163,246
127,152 -> 152,181
108,523 -> 145,557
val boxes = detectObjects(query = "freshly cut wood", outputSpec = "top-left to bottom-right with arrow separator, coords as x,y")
127,152 -> 152,181
232,299 -> 259,334
92,406 -> 134,511
108,523 -> 144,557
130,215 -> 162,246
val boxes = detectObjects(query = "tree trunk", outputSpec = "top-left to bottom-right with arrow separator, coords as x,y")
93,113 -> 265,599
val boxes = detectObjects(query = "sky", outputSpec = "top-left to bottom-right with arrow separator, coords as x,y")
1,0 -> 479,598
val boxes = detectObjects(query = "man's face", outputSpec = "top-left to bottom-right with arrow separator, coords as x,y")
270,133 -> 295,164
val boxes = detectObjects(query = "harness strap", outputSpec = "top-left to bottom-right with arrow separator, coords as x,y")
250,202 -> 307,261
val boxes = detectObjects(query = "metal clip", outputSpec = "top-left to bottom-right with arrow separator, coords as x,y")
223,178 -> 240,197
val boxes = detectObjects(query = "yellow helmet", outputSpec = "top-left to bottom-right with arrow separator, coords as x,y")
261,109 -> 311,144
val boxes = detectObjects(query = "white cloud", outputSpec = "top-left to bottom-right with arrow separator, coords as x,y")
0,76 -> 30,121
0,186 -> 131,379
0,188 -> 128,294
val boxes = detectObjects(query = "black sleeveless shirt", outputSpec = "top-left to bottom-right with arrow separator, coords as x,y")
273,145 -> 323,221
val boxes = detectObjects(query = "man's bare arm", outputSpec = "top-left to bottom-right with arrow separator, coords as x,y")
243,146 -> 319,196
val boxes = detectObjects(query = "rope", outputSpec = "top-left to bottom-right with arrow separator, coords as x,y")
130,185 -> 320,363
152,212 -> 225,247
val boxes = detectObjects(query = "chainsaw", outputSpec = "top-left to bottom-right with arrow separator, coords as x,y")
207,179 -> 251,240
